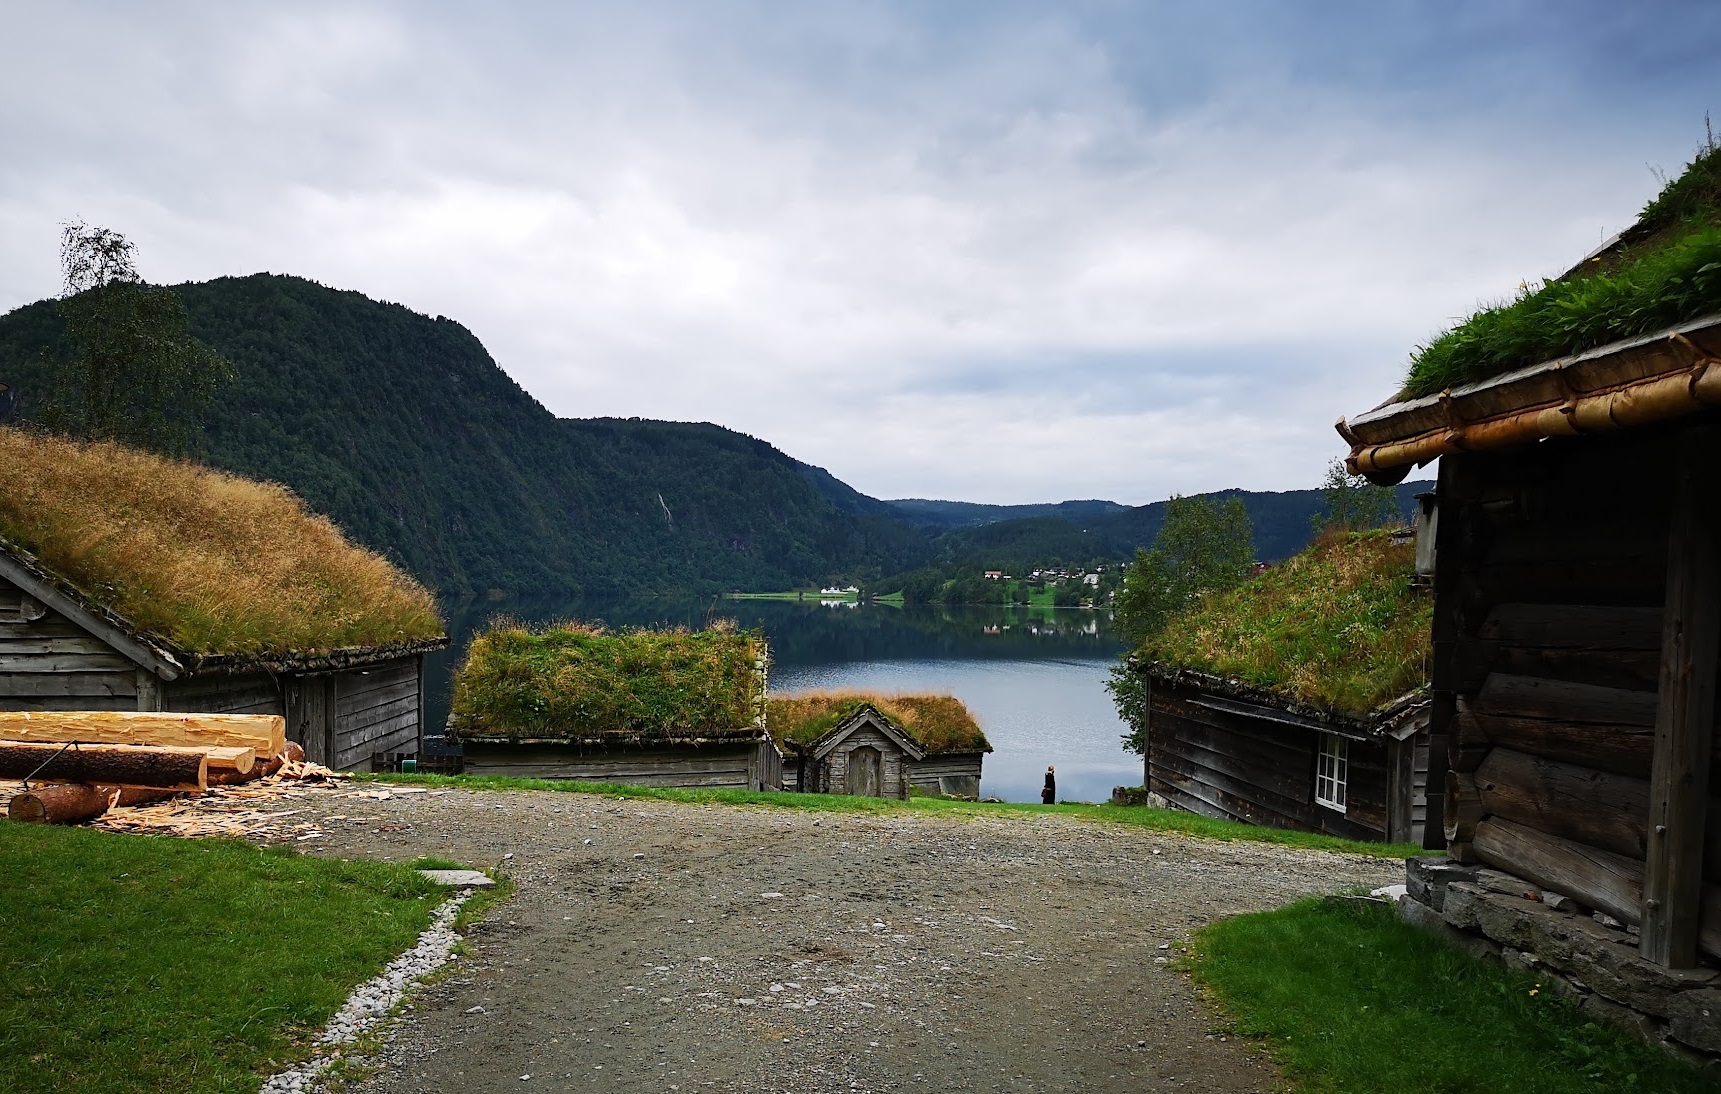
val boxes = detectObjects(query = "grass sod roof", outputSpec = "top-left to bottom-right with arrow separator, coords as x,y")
0,427 -> 443,657
1404,139 -> 1721,398
1137,530 -> 1430,719
766,691 -> 991,755
449,621 -> 767,742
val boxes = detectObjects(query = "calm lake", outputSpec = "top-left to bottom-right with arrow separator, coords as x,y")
426,597 -> 1139,804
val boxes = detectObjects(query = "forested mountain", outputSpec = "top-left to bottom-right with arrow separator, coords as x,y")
0,272 -> 1425,600
0,274 -> 927,597
886,498 -> 1130,530
921,482 -> 1430,567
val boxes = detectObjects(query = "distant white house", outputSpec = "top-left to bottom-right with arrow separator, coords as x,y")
819,585 -> 861,596
1083,573 -> 1100,586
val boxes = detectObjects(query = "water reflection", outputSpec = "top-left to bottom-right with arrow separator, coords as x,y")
427,597 -> 1138,804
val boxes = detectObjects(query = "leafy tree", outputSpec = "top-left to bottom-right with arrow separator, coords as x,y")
1112,495 -> 1254,648
1311,457 -> 1400,532
44,222 -> 232,453
1107,495 -> 1254,757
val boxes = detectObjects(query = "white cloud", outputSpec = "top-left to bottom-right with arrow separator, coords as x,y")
0,2 -> 1710,503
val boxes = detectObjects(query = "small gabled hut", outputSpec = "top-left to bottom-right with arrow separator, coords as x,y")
1129,531 -> 1432,842
448,622 -> 782,790
767,693 -> 991,800
0,430 -> 448,770
1336,142 -> 1721,1055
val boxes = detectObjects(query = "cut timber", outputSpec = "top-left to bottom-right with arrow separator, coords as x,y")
1474,817 -> 1721,957
1644,428 -> 1721,968
0,711 -> 284,757
109,786 -> 182,808
0,742 -> 205,791
0,739 -> 250,772
7,782 -> 115,824
1475,674 -> 1658,726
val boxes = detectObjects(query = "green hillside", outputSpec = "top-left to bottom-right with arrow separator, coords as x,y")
0,274 -> 927,598
0,272 -> 1416,601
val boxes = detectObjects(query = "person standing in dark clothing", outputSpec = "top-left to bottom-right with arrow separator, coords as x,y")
1041,765 -> 1056,804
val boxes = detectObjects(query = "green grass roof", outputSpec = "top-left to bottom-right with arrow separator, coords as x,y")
449,621 -> 765,741
0,427 -> 443,656
1405,140 -> 1721,398
1138,530 -> 1430,718
766,692 -> 990,754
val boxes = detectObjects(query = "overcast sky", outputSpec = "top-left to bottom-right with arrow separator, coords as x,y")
3,2 -> 1718,504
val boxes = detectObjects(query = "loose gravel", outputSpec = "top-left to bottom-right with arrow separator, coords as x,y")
269,788 -> 1399,1094
260,887 -> 478,1094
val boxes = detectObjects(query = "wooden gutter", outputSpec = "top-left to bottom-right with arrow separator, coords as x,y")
1337,314 -> 1721,480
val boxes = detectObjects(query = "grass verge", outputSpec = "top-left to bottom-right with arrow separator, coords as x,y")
0,824 -> 441,1094
362,773 -> 1419,859
1185,897 -> 1720,1093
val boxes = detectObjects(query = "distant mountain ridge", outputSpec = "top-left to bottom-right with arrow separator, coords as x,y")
887,498 -> 1131,530
0,273 -> 1419,598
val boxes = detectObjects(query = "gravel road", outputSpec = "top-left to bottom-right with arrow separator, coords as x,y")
287,787 -> 1397,1094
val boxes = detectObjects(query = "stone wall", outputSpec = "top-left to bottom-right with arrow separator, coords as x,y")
1399,855 -> 1720,1065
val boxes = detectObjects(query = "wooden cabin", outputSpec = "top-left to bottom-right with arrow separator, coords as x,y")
1339,169 -> 1721,1051
770,694 -> 991,800
1140,666 -> 1429,843
1127,531 -> 1432,843
0,432 -> 447,771
449,623 -> 782,790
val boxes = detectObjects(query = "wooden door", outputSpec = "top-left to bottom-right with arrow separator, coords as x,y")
849,745 -> 881,798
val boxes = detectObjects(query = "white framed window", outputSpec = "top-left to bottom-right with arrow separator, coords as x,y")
1315,733 -> 1348,813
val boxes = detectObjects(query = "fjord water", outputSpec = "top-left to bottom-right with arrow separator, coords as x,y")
427,597 -> 1138,804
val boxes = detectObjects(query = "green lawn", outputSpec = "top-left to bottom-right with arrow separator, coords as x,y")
365,773 -> 1420,859
0,824 -> 442,1094
1187,897 -> 1721,1093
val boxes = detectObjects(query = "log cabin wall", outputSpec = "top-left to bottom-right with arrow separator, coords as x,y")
1146,682 -> 1394,841
906,754 -> 984,799
1435,427 -> 1721,960
0,577 -> 142,712
332,658 -> 420,772
461,739 -> 764,787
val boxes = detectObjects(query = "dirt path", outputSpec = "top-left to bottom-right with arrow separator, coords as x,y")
289,788 -> 1396,1093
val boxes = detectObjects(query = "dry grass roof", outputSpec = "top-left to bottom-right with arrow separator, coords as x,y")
449,621 -> 766,742
1405,140 -> 1721,397
0,428 -> 443,656
1139,530 -> 1430,718
766,691 -> 991,754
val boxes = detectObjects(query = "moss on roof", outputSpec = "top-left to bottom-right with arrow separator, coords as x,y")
449,621 -> 765,741
0,427 -> 443,656
1139,530 -> 1430,718
1405,140 -> 1721,398
766,692 -> 990,754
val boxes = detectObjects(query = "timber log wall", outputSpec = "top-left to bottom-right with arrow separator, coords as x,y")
1432,426 -> 1721,960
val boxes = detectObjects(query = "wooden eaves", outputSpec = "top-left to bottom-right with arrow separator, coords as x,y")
1336,314 -> 1721,482
1135,659 -> 1429,742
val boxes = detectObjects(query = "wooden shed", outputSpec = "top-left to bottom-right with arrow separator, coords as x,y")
1337,147 -> 1721,1053
448,621 -> 782,790
1140,665 -> 1429,843
769,693 -> 991,800
1127,531 -> 1433,843
0,430 -> 448,771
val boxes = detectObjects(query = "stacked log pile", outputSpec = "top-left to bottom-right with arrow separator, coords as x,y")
0,712 -> 330,826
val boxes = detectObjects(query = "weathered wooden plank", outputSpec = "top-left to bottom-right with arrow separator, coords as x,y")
1460,706 -> 1653,778
337,669 -> 416,706
1644,434 -> 1721,968
1155,731 -> 1313,802
1151,746 -> 1388,840
1476,674 -> 1659,726
1454,640 -> 1662,694
1474,817 -> 1721,957
0,653 -> 137,673
0,672 -> 137,698
0,636 -> 119,656
165,672 -> 283,716
0,695 -> 136,712
459,762 -> 749,787
339,693 -> 419,731
1151,743 -> 1312,819
1478,603 -> 1663,650
1474,747 -> 1650,860
0,616 -> 105,639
